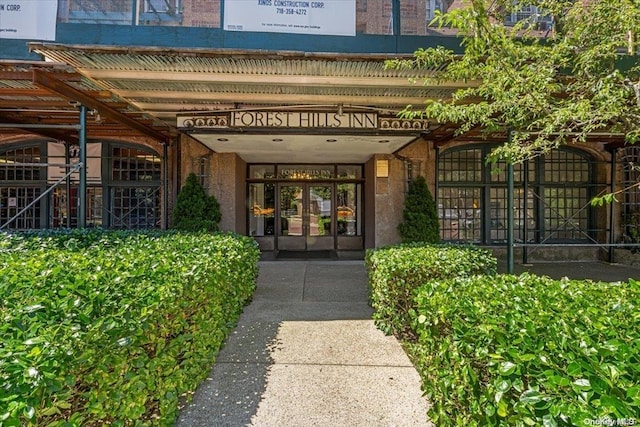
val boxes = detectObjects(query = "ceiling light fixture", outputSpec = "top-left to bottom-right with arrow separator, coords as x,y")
217,138 -> 229,142
378,139 -> 390,144
326,139 -> 337,143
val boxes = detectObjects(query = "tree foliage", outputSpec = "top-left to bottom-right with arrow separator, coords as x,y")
388,0 -> 640,163
172,173 -> 221,232
398,175 -> 440,243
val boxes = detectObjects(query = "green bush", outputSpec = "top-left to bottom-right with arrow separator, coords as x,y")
365,243 -> 497,339
0,229 -> 259,426
398,175 -> 440,244
412,274 -> 640,426
172,173 -> 221,232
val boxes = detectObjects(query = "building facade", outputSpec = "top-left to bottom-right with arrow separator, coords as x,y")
0,0 -> 635,261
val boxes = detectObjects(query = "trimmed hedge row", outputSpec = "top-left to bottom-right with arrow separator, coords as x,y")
365,243 -> 497,338
412,274 -> 640,426
0,229 -> 260,426
366,243 -> 640,426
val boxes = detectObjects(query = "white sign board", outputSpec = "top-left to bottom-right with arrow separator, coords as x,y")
0,0 -> 58,40
224,0 -> 355,37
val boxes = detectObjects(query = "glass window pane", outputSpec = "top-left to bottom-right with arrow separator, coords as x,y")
489,160 -> 526,183
112,146 -> 161,182
47,142 -> 102,184
488,188 -> 533,244
544,150 -> 590,183
309,185 -> 332,236
438,186 -> 481,242
620,147 -> 640,244
337,183 -> 360,236
280,185 -> 303,236
0,187 -> 42,230
249,183 -> 275,236
337,165 -> 362,179
542,187 -> 589,241
110,187 -> 160,229
51,186 -> 103,228
439,148 -> 482,182
0,145 -> 42,181
249,165 -> 275,179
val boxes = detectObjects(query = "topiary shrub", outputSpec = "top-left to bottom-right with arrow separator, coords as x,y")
398,175 -> 440,243
172,173 -> 221,232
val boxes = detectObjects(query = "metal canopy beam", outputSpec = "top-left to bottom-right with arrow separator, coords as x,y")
32,69 -> 169,144
122,91 -> 429,107
0,115 -> 79,142
87,69 -> 480,90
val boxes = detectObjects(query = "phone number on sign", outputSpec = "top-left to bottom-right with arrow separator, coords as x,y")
276,8 -> 307,15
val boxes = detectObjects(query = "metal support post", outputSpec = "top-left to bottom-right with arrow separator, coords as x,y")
78,105 -> 87,228
163,143 -> 169,230
609,148 -> 617,263
507,161 -> 515,274
522,159 -> 529,264
507,129 -> 514,274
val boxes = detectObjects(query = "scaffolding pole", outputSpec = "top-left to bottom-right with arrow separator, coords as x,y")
78,105 -> 87,228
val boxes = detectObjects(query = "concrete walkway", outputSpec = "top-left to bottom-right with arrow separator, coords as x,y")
175,261 -> 431,427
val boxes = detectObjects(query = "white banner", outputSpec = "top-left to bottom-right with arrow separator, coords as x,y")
224,0 -> 355,37
0,0 -> 58,40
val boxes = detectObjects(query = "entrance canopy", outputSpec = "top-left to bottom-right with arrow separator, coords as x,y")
177,109 -> 436,163
0,44 -> 476,159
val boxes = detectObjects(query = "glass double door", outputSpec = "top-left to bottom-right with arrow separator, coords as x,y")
279,183 -> 333,251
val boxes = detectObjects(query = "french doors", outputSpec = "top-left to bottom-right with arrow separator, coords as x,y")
278,183 -> 333,251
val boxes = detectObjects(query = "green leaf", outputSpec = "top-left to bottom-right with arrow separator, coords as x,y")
40,406 -> 62,416
542,414 -> 558,427
497,400 -> 508,417
520,390 -> 543,405
573,378 -> 591,390
499,361 -> 517,376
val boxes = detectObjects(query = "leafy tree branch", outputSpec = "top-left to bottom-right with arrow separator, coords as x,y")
388,0 -> 640,164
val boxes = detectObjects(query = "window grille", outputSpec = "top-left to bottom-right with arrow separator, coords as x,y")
438,145 -> 595,244
619,146 -> 640,244
109,145 -> 162,229
193,156 -> 211,191
0,144 -> 45,230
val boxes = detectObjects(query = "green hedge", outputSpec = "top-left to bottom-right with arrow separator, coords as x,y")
0,229 -> 260,426
365,243 -> 497,338
412,274 -> 640,426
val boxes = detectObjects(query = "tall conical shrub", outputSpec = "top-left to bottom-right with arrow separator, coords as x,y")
398,175 -> 440,243
172,173 -> 221,232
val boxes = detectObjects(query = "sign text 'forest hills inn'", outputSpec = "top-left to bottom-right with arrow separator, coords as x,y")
179,111 -> 377,129
177,111 -> 432,131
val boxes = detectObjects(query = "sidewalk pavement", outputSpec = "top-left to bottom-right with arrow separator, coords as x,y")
175,260 -> 432,427
175,259 -> 640,427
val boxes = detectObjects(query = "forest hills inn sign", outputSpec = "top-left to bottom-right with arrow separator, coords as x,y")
177,111 -> 431,132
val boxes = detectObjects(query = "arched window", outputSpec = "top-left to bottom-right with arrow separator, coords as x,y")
0,140 -> 162,230
438,145 -> 595,244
